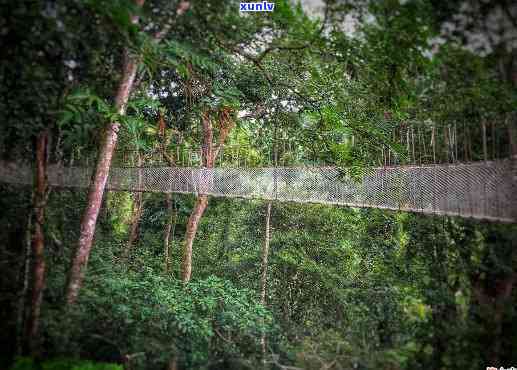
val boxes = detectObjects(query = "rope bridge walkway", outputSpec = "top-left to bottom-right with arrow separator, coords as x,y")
1,159 -> 516,223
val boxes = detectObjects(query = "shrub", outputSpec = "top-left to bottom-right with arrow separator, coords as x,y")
43,273 -> 272,369
10,357 -> 122,370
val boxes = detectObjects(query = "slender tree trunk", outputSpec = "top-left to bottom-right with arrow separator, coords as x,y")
181,195 -> 208,282
157,109 -> 177,274
25,131 -> 49,354
260,202 -> 272,305
164,193 -> 172,273
181,108 -> 234,283
124,153 -> 144,260
163,193 -> 177,274
180,113 -> 214,284
217,207 -> 231,261
65,0 -> 144,305
124,192 -> 143,259
260,202 -> 272,360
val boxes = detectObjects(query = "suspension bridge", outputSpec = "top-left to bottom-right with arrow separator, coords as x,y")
1,157 -> 515,223
1,121 -> 516,223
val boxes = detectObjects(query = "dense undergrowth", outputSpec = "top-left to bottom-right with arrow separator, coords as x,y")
2,186 -> 516,369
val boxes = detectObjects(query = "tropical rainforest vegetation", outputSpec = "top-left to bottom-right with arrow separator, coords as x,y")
0,0 -> 516,369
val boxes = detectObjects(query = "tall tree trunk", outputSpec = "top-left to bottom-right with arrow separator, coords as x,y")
163,193 -> 177,274
65,0 -> 144,305
25,131 -> 49,354
160,113 -> 177,275
260,202 -> 272,359
181,108 -> 234,283
180,111 -> 212,283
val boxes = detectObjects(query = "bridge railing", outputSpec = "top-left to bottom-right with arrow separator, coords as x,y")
1,158 -> 515,223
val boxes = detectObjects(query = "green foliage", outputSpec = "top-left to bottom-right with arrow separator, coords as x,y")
163,40 -> 220,78
43,259 -> 271,368
57,89 -> 113,151
10,357 -> 122,370
84,0 -> 141,39
105,192 -> 134,238
10,357 -> 34,370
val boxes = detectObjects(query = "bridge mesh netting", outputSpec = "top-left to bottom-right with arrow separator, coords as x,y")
1,159 -> 516,222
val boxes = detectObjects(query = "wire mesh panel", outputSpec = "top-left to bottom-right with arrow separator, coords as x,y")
1,159 -> 515,222
0,161 -> 32,186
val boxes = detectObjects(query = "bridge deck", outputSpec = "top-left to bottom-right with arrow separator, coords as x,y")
1,159 -> 515,223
